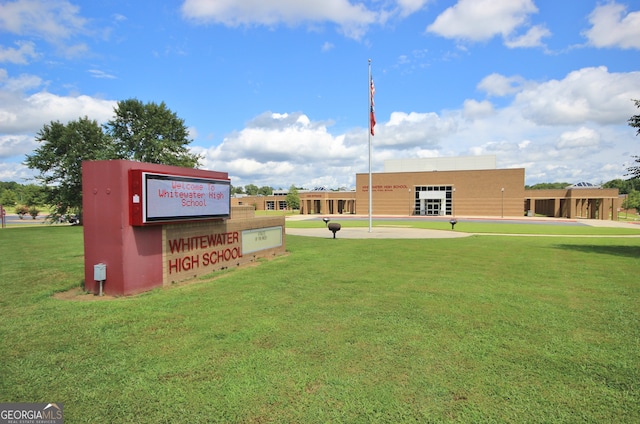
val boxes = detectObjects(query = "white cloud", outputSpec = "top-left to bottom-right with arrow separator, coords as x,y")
515,66 -> 640,125
0,0 -> 88,42
453,67 -> 637,184
1,63 -> 636,189
583,2 -> 640,49
189,66 -> 639,188
195,109 -> 462,188
88,69 -> 116,79
426,0 -> 538,42
0,161 -> 34,181
0,70 -> 115,135
505,24 -> 551,48
556,127 -> 601,150
395,0 -> 431,17
0,91 -> 115,134
0,134 -> 35,159
0,68 -> 117,182
382,111 -> 457,148
0,0 -> 93,59
0,41 -> 38,64
181,0 -> 378,39
321,42 -> 334,52
478,73 -> 527,97
463,99 -> 494,119
187,126 -> 198,141
196,111 -> 364,188
0,69 -> 43,92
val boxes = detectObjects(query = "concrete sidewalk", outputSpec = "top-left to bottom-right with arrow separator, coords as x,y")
284,214 -> 469,239
286,226 -> 471,239
284,214 -> 640,239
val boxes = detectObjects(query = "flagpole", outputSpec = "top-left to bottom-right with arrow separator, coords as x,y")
368,59 -> 373,232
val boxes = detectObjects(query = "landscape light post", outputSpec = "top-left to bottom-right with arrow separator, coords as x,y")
452,187 -> 456,217
501,187 -> 505,218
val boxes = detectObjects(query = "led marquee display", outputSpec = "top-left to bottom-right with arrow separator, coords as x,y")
130,171 -> 230,225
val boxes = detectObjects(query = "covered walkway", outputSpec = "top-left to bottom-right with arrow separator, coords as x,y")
524,186 -> 620,220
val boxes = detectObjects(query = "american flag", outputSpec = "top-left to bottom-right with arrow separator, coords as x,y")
370,77 -> 376,136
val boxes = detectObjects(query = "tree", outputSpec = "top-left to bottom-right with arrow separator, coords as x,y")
629,99 -> 640,136
603,178 -> 640,195
28,206 -> 40,219
525,182 -> 571,190
286,185 -> 300,210
25,117 -> 113,223
622,190 -> 640,213
257,186 -> 273,196
105,99 -> 200,167
21,184 -> 47,206
0,188 -> 18,207
627,158 -> 640,180
15,205 -> 29,219
0,182 -> 21,206
244,184 -> 259,195
627,99 -> 640,179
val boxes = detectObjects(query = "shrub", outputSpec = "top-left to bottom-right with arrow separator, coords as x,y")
28,206 -> 40,219
15,205 -> 29,219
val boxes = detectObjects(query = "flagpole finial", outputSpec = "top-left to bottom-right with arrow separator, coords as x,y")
368,58 -> 371,63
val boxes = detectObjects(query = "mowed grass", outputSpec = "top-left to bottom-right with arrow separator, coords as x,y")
0,225 -> 638,423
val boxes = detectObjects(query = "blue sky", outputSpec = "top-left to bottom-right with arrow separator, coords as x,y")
1,0 -> 639,189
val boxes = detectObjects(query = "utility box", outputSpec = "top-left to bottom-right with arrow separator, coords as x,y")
94,263 -> 106,281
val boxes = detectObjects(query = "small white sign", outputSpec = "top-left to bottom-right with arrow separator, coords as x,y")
242,226 -> 283,254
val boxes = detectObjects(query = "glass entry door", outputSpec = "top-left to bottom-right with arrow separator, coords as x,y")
424,198 -> 442,215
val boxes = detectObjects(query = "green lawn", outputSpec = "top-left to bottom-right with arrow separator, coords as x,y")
0,225 -> 638,423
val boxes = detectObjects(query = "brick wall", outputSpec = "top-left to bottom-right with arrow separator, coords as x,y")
354,169 -> 525,216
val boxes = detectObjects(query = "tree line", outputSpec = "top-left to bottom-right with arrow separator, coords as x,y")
229,184 -> 301,210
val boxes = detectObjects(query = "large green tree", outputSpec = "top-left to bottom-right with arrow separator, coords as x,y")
257,186 -> 273,196
25,100 -> 201,223
105,99 -> 200,167
244,184 -> 259,195
286,185 -> 300,210
629,99 -> 640,136
627,99 -> 640,179
603,178 -> 640,195
1,182 -> 21,207
0,189 -> 18,208
25,117 -> 113,223
622,190 -> 640,213
21,184 -> 48,206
